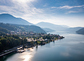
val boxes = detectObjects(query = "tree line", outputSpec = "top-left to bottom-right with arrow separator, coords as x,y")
0,35 -> 27,53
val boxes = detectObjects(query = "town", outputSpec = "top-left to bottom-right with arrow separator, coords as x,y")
0,32 -> 64,57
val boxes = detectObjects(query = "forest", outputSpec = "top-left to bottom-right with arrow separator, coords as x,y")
0,35 -> 27,53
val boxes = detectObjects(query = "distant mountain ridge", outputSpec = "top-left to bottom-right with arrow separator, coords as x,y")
76,28 -> 84,35
0,14 -> 32,25
65,27 -> 83,33
36,22 -> 84,34
36,22 -> 69,31
0,14 -> 83,34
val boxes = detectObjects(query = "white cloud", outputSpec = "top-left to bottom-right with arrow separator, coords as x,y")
60,5 -> 74,9
51,7 -> 57,8
0,0 -> 84,27
59,5 -> 83,9
13,0 -> 35,3
51,5 -> 84,14
51,5 -> 84,9
0,0 -> 43,19
66,11 -> 79,14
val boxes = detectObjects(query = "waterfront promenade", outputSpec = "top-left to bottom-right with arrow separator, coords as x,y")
0,45 -> 22,57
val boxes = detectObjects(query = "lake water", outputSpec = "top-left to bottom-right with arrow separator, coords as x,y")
0,32 -> 84,61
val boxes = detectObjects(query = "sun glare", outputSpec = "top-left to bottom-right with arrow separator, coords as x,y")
18,0 -> 27,3
16,0 -> 35,3
19,52 -> 33,61
19,48 -> 35,61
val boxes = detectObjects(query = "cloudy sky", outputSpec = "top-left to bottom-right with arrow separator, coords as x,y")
0,0 -> 84,27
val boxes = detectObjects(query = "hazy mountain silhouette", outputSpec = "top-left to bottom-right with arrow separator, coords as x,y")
43,28 -> 55,32
0,14 -> 32,25
65,27 -> 83,33
76,28 -> 84,34
36,22 -> 84,34
36,22 -> 69,31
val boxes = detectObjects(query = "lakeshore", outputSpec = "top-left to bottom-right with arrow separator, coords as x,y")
0,33 -> 84,61
0,33 -> 64,57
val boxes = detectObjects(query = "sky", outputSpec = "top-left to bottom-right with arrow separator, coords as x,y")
0,0 -> 84,27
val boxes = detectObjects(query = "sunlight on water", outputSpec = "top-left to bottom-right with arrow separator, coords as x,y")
20,53 -> 32,61
19,48 -> 35,61
6,48 -> 36,61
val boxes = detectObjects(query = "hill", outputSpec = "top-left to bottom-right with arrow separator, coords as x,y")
0,27 -> 9,36
43,28 -> 55,32
36,22 -> 69,31
0,23 -> 46,34
0,14 -> 32,25
76,28 -> 84,35
0,23 -> 17,31
36,22 -> 84,34
13,24 -> 46,33
65,27 -> 83,33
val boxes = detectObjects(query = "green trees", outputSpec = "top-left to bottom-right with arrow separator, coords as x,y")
0,35 -> 27,53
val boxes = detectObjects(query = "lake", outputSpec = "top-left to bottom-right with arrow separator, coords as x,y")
0,32 -> 84,61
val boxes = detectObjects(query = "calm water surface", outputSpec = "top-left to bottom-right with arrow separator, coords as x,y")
0,33 -> 84,61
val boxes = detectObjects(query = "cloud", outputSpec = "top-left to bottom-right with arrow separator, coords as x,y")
59,5 -> 84,9
13,0 -> 35,3
51,7 -> 57,8
0,0 -> 84,27
51,5 -> 84,9
51,5 -> 84,14
66,11 -> 79,14
0,0 -> 44,19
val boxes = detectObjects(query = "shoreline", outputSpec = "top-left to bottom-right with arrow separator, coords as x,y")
0,34 -> 64,57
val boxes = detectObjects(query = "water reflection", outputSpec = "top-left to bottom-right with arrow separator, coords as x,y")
1,34 -> 84,61
6,48 -> 36,61
36,45 -> 38,51
19,52 -> 32,61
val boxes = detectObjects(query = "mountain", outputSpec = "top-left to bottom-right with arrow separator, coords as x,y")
76,28 -> 84,35
0,14 -> 32,25
36,22 -> 69,31
0,27 -> 9,36
0,27 -> 9,33
43,28 -> 55,32
0,23 -> 46,34
0,23 -> 17,31
13,24 -> 46,33
65,27 -> 83,33
0,14 -> 46,34
36,22 -> 84,34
